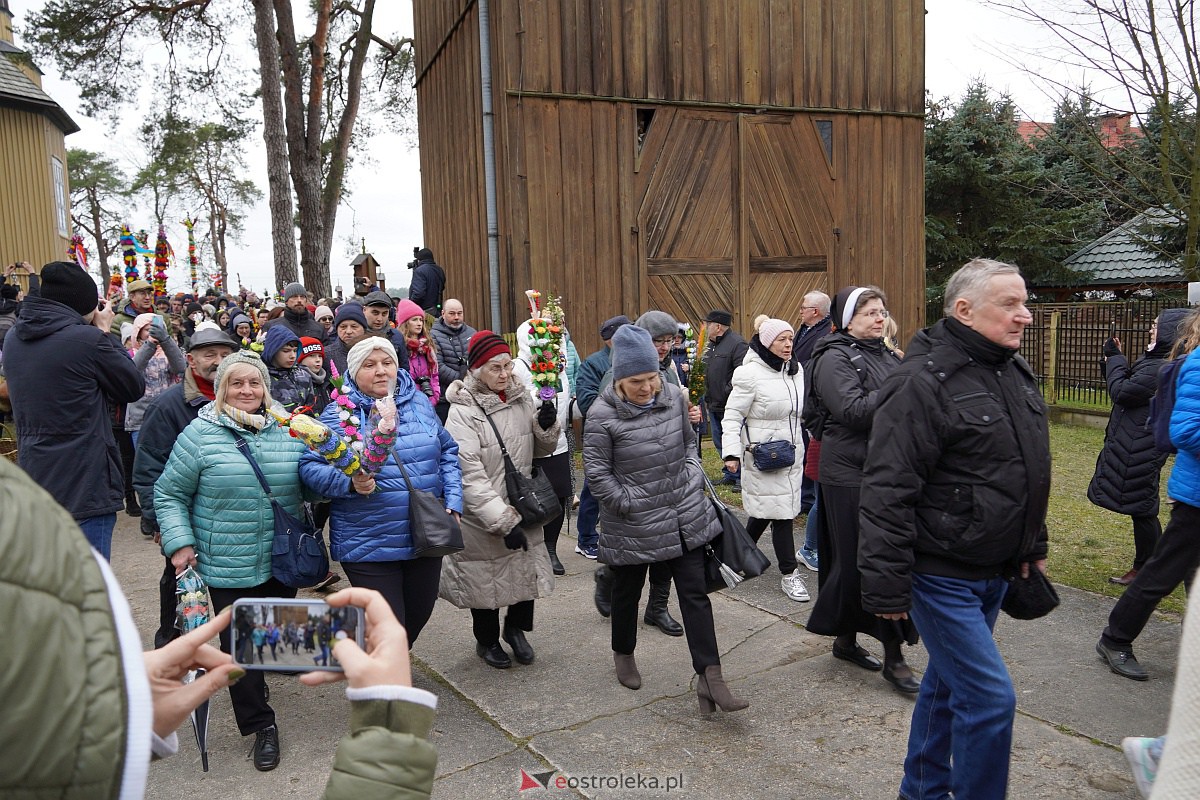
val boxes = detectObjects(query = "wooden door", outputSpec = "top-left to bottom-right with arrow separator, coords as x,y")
637,109 -> 836,332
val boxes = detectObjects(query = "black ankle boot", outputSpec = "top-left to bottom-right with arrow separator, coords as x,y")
547,546 -> 565,576
594,566 -> 613,618
125,491 -> 142,517
643,581 -> 683,636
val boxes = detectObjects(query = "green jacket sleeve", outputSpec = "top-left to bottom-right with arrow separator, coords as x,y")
321,699 -> 438,800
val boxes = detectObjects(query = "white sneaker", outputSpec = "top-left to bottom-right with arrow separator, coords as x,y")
781,569 -> 810,602
1123,737 -> 1161,799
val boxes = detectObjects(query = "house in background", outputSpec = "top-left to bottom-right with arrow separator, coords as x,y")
412,1 -> 926,354
0,0 -> 79,276
1033,208 -> 1186,301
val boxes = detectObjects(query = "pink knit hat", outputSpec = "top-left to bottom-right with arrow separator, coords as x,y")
394,299 -> 424,324
757,318 -> 794,347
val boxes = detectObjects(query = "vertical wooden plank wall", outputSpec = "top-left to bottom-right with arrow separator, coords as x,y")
413,0 -> 925,354
0,108 -> 71,270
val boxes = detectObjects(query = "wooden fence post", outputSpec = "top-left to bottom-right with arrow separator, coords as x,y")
1047,310 -> 1060,405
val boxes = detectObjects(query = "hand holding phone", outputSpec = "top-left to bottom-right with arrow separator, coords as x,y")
299,587 -> 414,689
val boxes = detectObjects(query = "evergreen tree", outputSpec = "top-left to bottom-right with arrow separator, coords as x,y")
925,82 -> 1098,303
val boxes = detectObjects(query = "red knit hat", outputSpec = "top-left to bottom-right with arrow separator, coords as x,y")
299,337 -> 324,360
467,330 -> 511,369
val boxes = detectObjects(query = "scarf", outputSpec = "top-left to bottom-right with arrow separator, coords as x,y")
193,370 -> 216,400
407,335 -> 432,357
222,404 -> 267,431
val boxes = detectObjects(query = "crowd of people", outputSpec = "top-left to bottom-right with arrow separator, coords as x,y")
4,252 -> 1200,799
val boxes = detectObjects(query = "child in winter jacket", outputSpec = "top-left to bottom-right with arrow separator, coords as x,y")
262,325 -> 317,412
299,336 -> 332,413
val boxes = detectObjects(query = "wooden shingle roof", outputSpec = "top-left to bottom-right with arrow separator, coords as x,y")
0,52 -> 79,134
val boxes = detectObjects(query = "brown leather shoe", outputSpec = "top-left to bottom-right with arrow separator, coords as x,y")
1109,569 -> 1138,586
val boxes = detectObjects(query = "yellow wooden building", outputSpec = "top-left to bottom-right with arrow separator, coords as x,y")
412,0 -> 925,354
0,0 -> 79,277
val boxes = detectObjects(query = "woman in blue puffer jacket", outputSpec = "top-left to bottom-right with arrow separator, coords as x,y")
301,337 -> 464,645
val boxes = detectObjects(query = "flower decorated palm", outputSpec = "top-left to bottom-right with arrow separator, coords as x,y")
524,289 -> 566,400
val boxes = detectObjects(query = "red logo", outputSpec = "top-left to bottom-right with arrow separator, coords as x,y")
518,769 -> 556,791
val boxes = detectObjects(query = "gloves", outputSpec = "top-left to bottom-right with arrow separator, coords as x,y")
537,399 -> 556,430
1102,337 -> 1121,357
148,324 -> 169,344
503,526 -> 528,551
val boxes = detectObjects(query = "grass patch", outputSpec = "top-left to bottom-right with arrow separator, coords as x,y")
1046,423 -> 1185,615
577,422 -> 1185,615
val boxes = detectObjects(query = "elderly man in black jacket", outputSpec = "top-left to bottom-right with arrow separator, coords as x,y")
133,326 -> 237,645
4,262 -> 145,560
702,309 -> 748,488
858,258 -> 1049,800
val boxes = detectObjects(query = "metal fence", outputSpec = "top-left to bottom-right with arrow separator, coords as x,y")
925,298 -> 1191,406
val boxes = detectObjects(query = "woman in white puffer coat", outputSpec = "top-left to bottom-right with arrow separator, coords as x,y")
511,318 -> 574,575
721,317 -> 809,602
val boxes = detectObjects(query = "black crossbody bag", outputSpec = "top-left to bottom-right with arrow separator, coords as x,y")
480,408 -> 561,527
233,435 -> 328,588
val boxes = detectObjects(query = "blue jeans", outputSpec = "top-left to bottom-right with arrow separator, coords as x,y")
709,411 -> 738,483
900,573 -> 1014,800
576,481 -> 599,549
78,513 -> 117,561
802,490 -> 819,553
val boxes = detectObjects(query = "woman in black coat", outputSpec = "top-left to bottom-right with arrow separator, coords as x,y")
1088,307 -> 1190,586
805,286 -> 919,694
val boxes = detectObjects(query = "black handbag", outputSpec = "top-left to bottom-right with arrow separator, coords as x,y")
390,446 -> 464,557
1001,565 -> 1060,620
701,472 -> 771,592
481,408 -> 561,527
234,436 -> 329,588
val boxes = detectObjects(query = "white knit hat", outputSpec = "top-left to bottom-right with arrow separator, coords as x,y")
757,318 -> 794,347
346,336 -> 398,383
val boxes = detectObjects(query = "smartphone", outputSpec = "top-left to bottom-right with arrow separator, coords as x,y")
152,313 -> 165,328
231,598 -> 364,672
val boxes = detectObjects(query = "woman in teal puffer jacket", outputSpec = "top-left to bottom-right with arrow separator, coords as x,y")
156,349 -> 309,772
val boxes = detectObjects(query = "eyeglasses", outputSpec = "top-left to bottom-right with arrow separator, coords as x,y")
855,309 -> 889,320
652,336 -> 674,346
481,360 -> 514,376
801,305 -> 818,311
318,317 -> 333,324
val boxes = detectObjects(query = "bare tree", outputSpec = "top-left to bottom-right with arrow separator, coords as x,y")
993,0 -> 1200,279
25,0 -> 416,297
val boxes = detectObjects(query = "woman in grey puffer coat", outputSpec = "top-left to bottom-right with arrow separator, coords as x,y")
584,325 -> 748,714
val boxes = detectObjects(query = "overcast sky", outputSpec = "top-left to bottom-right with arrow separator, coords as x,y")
14,0 -> 1116,296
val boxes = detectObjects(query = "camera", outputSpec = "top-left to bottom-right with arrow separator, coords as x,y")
415,375 -> 434,397
407,246 -> 420,270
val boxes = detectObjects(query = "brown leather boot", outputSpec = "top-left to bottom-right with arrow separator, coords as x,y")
696,665 -> 749,713
1109,569 -> 1138,586
614,652 -> 641,690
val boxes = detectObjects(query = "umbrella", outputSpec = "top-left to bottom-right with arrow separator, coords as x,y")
183,668 -> 210,771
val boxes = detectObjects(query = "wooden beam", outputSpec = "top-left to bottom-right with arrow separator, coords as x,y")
647,259 -> 734,275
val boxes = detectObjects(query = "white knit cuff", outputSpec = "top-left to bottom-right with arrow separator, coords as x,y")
345,685 -> 437,709
150,731 -> 179,759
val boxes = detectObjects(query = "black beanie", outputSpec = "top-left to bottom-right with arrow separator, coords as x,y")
40,261 -> 99,316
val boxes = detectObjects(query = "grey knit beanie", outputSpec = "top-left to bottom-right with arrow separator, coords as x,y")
215,349 -> 272,394
635,310 -> 677,339
611,324 -> 661,382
